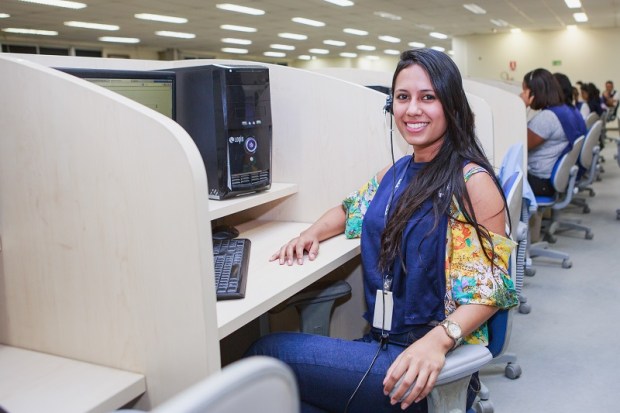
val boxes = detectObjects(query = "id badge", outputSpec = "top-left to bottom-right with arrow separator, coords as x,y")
372,290 -> 393,331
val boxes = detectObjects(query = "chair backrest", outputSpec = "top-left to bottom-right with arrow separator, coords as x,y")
550,135 -> 585,192
579,120 -> 602,169
150,356 -> 300,413
585,112 -> 599,130
501,170 -> 524,242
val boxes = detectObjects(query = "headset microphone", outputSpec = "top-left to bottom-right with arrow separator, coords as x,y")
383,94 -> 393,114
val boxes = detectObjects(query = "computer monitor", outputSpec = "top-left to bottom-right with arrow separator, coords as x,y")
56,68 -> 176,119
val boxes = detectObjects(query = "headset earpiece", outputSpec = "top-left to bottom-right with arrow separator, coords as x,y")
383,95 -> 393,114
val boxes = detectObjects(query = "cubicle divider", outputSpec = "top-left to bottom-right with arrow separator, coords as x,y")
0,54 -> 409,410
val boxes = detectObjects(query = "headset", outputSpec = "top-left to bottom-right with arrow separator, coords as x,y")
383,94 -> 393,114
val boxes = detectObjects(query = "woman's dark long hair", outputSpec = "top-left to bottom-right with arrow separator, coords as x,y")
378,48 -> 508,273
553,72 -> 576,107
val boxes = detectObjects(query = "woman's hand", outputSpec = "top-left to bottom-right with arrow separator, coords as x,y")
269,230 -> 320,266
382,328 -> 452,409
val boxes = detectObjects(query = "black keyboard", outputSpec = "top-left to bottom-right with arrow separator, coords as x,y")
212,238 -> 250,300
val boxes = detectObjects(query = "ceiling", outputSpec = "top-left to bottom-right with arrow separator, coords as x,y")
1,0 -> 620,61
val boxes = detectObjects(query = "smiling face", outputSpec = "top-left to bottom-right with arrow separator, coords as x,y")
392,64 -> 447,162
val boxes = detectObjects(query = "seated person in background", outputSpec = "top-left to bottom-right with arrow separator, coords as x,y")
247,48 -> 518,413
579,82 -> 603,119
521,69 -> 584,197
602,80 -> 618,118
554,73 -> 588,176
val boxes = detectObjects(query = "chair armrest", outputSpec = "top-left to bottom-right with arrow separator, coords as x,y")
436,344 -> 492,386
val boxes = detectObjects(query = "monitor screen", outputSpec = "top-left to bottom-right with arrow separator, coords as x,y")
56,68 -> 176,119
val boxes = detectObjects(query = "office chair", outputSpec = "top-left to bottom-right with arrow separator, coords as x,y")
529,135 -> 585,268
118,356 -> 300,413
585,112 -> 599,130
572,119 -> 602,213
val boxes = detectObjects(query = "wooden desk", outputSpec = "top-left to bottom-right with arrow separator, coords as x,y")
0,345 -> 145,413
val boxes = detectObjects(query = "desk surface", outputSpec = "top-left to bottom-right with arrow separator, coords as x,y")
0,345 -> 146,413
216,220 -> 361,339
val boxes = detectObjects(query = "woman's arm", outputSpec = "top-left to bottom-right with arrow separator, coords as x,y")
527,128 -> 546,151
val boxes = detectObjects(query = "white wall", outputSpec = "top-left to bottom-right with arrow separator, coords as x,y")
453,27 -> 620,90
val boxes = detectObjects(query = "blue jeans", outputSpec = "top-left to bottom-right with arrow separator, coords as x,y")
245,329 -> 479,413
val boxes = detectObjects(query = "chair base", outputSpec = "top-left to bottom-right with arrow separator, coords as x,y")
529,241 -> 572,268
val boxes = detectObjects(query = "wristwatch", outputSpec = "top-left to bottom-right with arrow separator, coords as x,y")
439,319 -> 463,349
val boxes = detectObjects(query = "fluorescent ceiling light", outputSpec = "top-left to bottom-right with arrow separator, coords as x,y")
99,36 -> 140,43
324,0 -> 354,6
431,46 -> 445,52
343,28 -> 368,36
279,32 -> 307,40
564,0 -> 582,8
220,24 -> 257,32
2,27 -> 58,36
366,55 -> 379,60
408,41 -> 426,48
323,39 -> 345,46
221,47 -> 248,54
510,28 -> 522,33
270,43 -> 295,50
340,52 -> 357,58
64,21 -> 119,31
0,13 -> 10,18
429,32 -> 448,39
221,38 -> 251,45
374,11 -> 402,20
573,12 -> 588,22
156,31 -> 195,39
134,13 -> 187,24
490,19 -> 509,27
378,35 -> 400,43
298,55 -> 312,60
463,4 -> 486,14
264,51 -> 286,57
216,3 -> 264,15
309,48 -> 329,54
292,17 -> 325,27
18,0 -> 85,9
448,50 -> 455,55
357,45 -> 376,51
384,49 -> 400,55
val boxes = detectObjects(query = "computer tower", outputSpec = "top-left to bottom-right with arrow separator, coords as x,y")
172,64 -> 272,199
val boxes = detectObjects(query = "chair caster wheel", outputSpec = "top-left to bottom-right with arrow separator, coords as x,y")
519,303 -> 531,314
585,231 -> 594,240
473,400 -> 494,413
562,259 -> 572,269
505,363 -> 522,379
525,267 -> 536,277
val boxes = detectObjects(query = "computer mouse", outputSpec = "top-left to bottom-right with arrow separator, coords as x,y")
211,225 -> 240,240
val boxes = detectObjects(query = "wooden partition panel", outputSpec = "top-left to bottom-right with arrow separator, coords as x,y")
0,55 -> 220,408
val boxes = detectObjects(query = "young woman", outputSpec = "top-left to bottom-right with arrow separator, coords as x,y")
247,48 -> 517,413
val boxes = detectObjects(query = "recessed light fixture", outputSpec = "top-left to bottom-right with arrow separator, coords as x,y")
384,49 -> 400,55
270,44 -> 295,50
431,46 -> 445,52
365,55 -> 379,60
220,24 -> 257,32
278,32 -> 307,40
18,0 -> 85,9
0,13 -> 10,18
408,41 -> 426,48
99,36 -> 140,43
510,28 -> 522,33
309,48 -> 329,54
343,28 -> 368,36
221,38 -> 252,45
324,0 -> 354,6
463,4 -> 486,14
490,19 -> 509,27
156,31 -> 195,39
564,0 -> 582,8
216,3 -> 264,15
264,51 -> 286,57
292,17 -> 325,27
429,32 -> 448,39
374,11 -> 402,21
340,52 -> 357,58
378,35 -> 400,43
134,13 -> 188,24
221,47 -> 248,54
64,21 -> 119,31
2,27 -> 58,36
298,55 -> 312,60
357,45 -> 376,51
573,12 -> 588,22
323,39 -> 346,46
